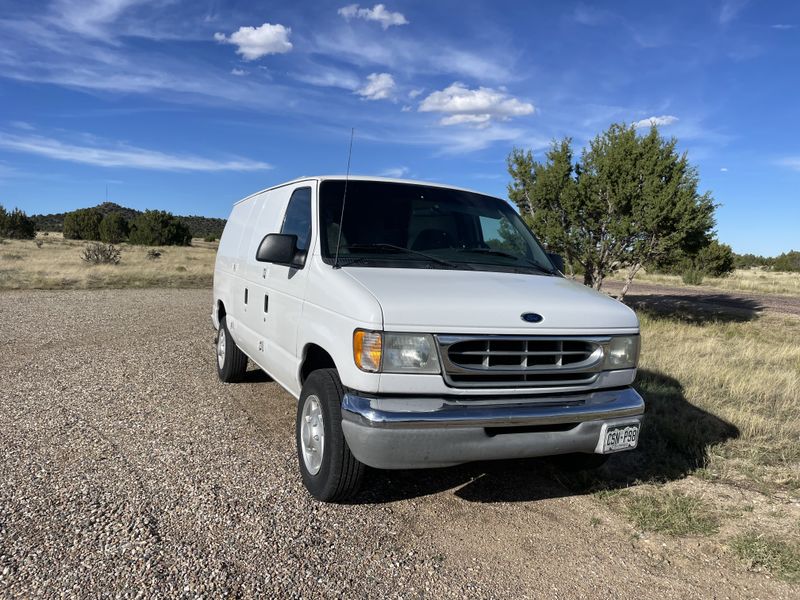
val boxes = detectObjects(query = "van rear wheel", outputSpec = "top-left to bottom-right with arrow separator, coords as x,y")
296,369 -> 364,502
216,316 -> 248,383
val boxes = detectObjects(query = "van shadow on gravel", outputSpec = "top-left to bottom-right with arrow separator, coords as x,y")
353,370 -> 739,505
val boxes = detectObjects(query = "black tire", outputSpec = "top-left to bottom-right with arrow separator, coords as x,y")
296,369 -> 364,502
216,316 -> 248,383
553,453 -> 609,471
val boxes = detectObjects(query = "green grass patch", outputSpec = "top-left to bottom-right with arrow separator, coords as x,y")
730,532 -> 800,583
614,490 -> 719,536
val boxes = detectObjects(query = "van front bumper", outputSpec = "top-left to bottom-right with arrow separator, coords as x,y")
340,387 -> 644,469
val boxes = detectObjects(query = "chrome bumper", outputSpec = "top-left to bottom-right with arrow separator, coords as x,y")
340,387 -> 644,469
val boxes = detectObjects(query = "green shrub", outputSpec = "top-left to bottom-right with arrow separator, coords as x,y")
63,208 -> 103,240
773,250 -> 800,273
128,210 -> 191,246
99,212 -> 130,243
682,268 -> 704,285
203,235 -> 217,243
0,204 -> 36,239
696,240 -> 735,277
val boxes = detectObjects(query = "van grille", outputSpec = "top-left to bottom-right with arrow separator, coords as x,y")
437,336 -> 607,388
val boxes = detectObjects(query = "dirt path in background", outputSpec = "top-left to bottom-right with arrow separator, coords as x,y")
603,279 -> 800,317
1,289 -> 796,598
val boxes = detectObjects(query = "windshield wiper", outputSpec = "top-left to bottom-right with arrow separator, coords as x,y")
456,248 -> 555,274
345,243 -> 466,269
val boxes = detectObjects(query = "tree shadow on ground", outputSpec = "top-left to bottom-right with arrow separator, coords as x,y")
622,292 -> 762,324
353,369 -> 739,505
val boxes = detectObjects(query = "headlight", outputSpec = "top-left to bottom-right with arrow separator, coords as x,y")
353,331 -> 441,373
604,335 -> 640,370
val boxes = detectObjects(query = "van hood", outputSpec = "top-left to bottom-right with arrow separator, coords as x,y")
343,267 -> 638,334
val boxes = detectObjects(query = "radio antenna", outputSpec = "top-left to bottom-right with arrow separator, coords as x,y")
333,127 -> 354,269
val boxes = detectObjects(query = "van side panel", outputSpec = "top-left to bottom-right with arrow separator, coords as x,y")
213,198 -> 253,333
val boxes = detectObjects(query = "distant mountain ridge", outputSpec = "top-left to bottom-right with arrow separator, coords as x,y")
31,202 -> 227,238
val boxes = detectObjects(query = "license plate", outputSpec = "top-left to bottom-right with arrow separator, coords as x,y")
600,423 -> 640,453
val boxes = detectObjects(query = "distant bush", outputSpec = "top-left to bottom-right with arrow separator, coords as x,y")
128,210 -> 191,246
203,235 -> 217,243
773,250 -> 800,273
0,204 -> 36,240
80,242 -> 121,265
682,268 -> 704,286
99,212 -> 130,243
146,249 -> 162,260
696,240 -> 735,277
64,208 -> 103,240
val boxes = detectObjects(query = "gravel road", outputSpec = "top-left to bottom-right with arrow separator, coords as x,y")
1,289 -> 795,598
602,280 -> 800,317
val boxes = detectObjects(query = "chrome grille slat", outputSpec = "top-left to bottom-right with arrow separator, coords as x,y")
437,335 -> 609,389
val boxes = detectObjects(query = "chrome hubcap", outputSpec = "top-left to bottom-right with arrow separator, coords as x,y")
217,328 -> 226,369
300,395 -> 324,475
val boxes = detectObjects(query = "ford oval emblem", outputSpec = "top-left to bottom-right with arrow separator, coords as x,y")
521,312 -> 544,323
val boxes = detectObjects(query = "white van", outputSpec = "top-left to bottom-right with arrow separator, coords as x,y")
213,176 -> 643,501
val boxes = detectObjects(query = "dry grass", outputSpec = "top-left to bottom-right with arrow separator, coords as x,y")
630,268 -> 800,296
636,310 -> 800,492
0,232 -> 217,290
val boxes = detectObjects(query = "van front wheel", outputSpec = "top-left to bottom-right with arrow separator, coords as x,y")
216,316 -> 248,383
296,369 -> 364,502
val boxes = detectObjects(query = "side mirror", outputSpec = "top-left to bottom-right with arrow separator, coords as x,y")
547,252 -> 565,273
256,233 -> 299,264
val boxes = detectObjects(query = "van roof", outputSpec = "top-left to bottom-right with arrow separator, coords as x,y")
233,175 -> 496,205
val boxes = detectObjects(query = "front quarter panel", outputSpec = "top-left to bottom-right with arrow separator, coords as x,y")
296,257 -> 384,395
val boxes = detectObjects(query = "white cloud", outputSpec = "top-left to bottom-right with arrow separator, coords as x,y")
408,88 -> 423,99
338,4 -> 409,29
573,4 -> 610,26
418,83 -> 534,127
379,166 -> 409,178
719,0 -> 748,25
720,167 -> 728,172
356,72 -> 395,100
231,68 -> 245,76
633,115 -> 679,128
50,0 -> 149,38
401,105 -> 412,112
777,157 -> 800,171
772,24 -> 795,30
0,132 -> 272,172
214,23 -> 293,60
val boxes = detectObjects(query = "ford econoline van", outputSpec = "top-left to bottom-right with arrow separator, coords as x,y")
213,177 -> 643,501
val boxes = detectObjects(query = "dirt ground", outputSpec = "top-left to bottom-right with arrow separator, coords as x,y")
603,279 -> 800,317
1,288 -> 796,598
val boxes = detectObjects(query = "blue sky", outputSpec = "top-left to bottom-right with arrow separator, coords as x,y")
0,0 -> 798,255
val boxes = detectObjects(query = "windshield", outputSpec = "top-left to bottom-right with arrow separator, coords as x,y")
319,180 -> 556,274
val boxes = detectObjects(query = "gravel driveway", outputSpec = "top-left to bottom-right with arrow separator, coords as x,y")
1,289 -> 795,598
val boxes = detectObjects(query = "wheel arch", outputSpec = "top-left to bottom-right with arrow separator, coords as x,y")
299,343 -> 338,386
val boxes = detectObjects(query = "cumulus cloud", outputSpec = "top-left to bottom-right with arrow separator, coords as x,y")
720,167 -> 729,172
356,72 -> 395,100
338,4 -> 408,29
214,23 -> 292,60
231,68 -> 246,76
408,88 -> 423,99
633,115 -> 679,128
0,131 -> 272,172
418,83 -> 534,127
